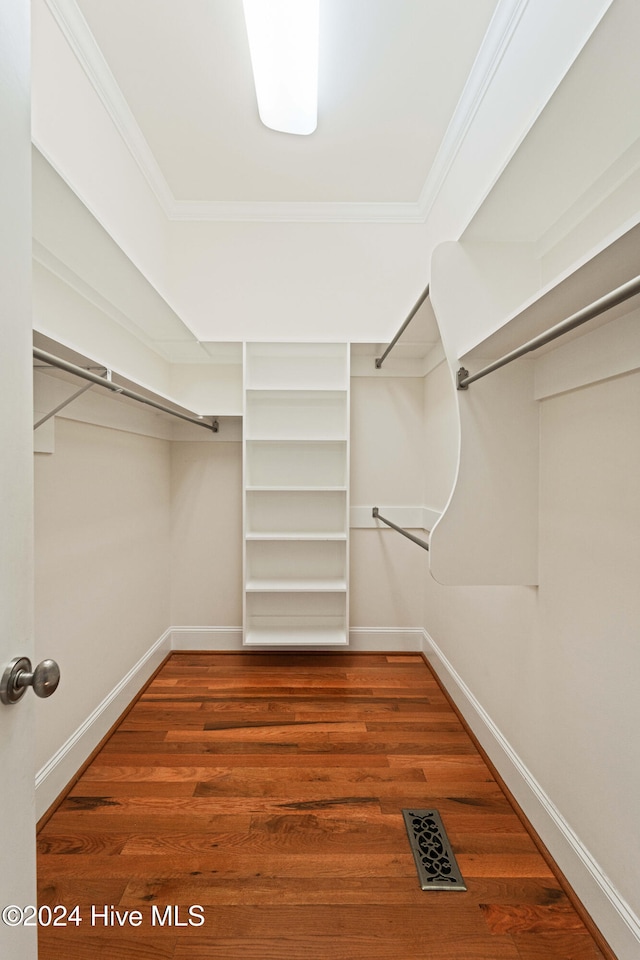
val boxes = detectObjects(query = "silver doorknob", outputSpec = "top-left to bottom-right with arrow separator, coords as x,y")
0,657 -> 61,705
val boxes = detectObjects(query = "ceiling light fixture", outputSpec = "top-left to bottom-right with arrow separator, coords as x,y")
242,0 -> 319,135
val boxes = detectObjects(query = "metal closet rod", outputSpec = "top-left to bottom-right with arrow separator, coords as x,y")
372,507 -> 429,551
375,283 -> 430,368
33,347 -> 219,433
457,273 -> 640,390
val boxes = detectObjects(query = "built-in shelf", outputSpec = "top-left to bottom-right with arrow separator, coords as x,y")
244,625 -> 348,647
245,390 -> 347,441
246,488 -> 346,536
246,485 -> 347,493
245,343 -> 348,392
243,343 -> 350,647
245,440 -> 347,488
246,579 -> 347,592
246,533 -> 347,541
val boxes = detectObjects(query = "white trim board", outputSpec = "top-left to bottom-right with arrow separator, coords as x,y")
350,346 -> 447,380
169,627 -> 426,653
534,306 -> 640,400
351,505 -> 441,532
35,629 -> 171,819
170,626 -> 244,651
420,628 -> 640,960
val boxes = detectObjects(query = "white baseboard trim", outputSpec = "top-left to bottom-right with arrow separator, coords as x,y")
169,625 -> 426,653
35,629 -> 172,819
170,626 -> 244,650
348,627 -> 425,651
420,628 -> 640,960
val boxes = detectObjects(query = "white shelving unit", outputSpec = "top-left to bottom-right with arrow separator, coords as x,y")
243,343 -> 350,646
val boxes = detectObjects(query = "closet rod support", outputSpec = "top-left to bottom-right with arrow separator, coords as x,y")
33,347 -> 219,433
372,507 -> 429,551
457,273 -> 640,389
34,381 -> 96,430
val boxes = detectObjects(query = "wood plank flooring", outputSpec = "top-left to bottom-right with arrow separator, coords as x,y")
37,652 -> 612,960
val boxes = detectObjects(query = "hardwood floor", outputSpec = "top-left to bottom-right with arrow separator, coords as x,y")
37,653 -> 612,959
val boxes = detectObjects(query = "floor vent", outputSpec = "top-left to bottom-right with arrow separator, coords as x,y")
402,809 -> 467,891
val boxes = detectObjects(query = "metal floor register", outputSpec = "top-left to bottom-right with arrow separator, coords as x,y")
402,809 -> 467,891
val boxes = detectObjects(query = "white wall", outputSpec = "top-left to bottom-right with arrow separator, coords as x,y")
420,343 -> 640,958
32,394 -> 246,812
34,418 -> 172,785
350,376 -> 426,507
170,441 -> 242,626
536,370 -> 640,910
349,375 -> 427,631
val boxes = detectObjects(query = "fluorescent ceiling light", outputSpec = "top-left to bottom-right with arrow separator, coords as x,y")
242,0 -> 319,135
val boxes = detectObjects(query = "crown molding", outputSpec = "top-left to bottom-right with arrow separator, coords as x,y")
168,199 -> 425,223
42,0 -> 175,214
416,0 -> 530,221
44,0 -> 529,225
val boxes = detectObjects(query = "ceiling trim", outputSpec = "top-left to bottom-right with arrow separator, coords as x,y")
43,0 -> 529,225
169,199 -> 425,223
42,0 -> 175,213
415,0 -> 530,222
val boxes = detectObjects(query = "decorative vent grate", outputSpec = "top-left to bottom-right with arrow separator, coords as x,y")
402,809 -> 467,891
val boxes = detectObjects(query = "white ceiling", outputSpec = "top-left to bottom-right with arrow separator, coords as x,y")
74,0 -> 500,205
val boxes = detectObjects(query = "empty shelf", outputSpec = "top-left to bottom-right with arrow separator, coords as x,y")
246,532 -> 347,541
244,626 -> 348,646
245,578 -> 347,592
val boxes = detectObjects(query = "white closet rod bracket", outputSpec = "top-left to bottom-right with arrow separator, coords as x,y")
33,347 -> 219,433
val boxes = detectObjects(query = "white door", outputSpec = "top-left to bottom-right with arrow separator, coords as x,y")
1,1 -> 38,957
